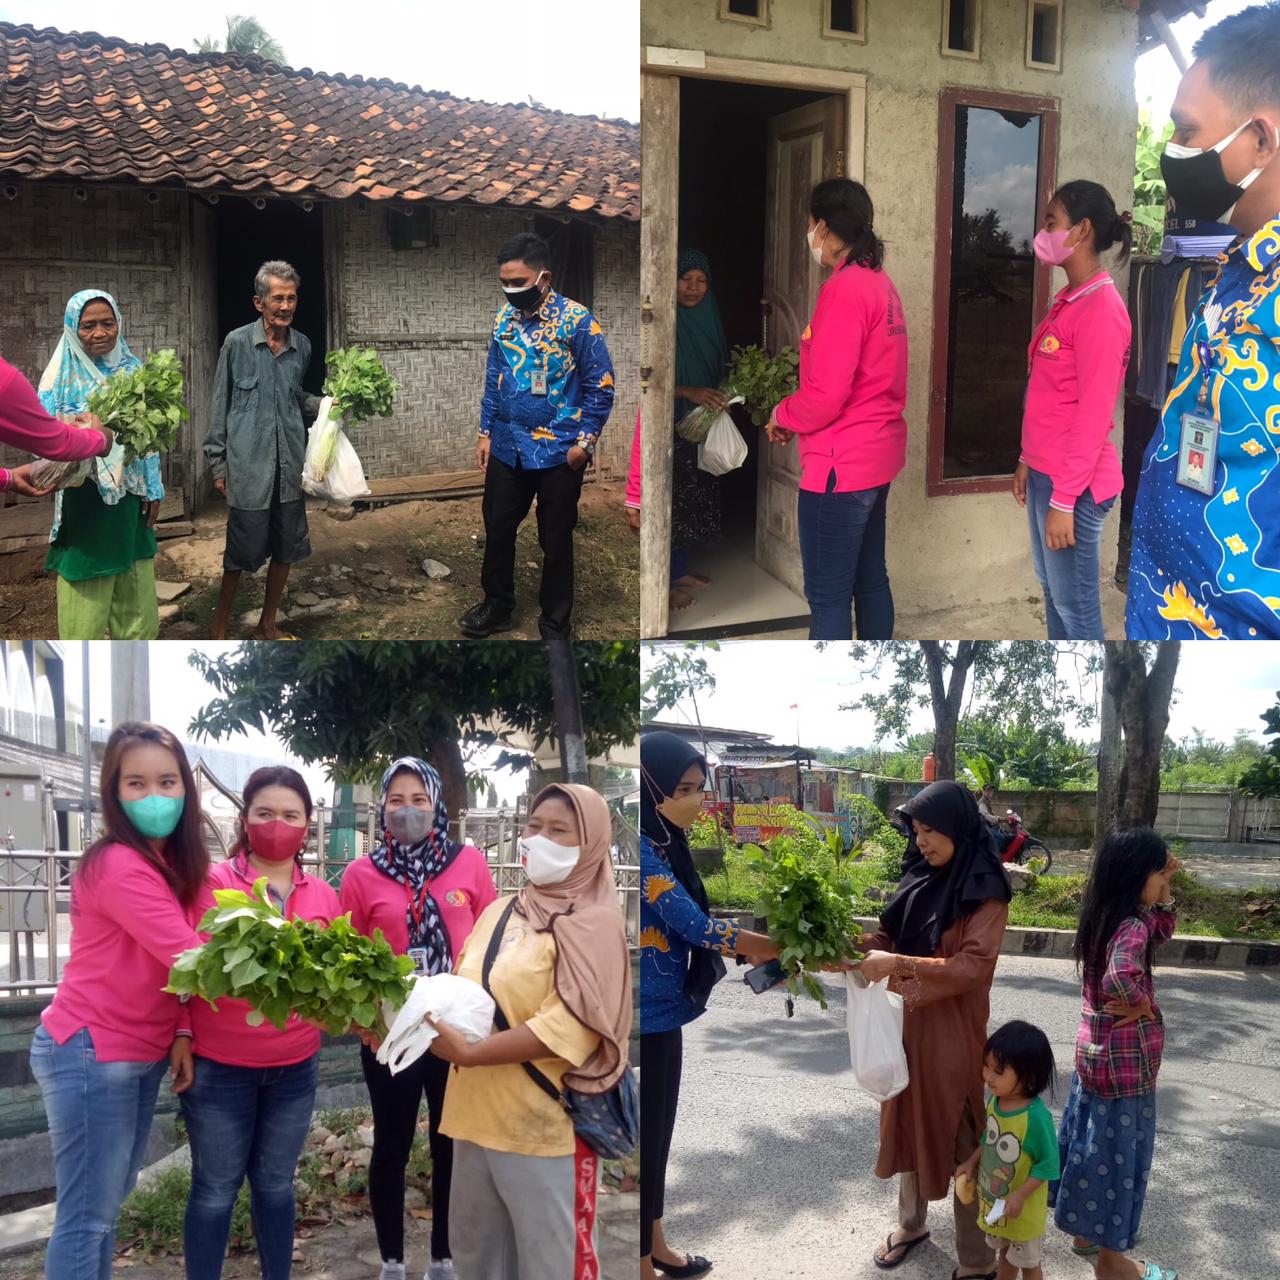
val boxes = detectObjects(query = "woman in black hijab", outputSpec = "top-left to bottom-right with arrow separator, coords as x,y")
639,730 -> 777,1280
856,781 -> 1012,1278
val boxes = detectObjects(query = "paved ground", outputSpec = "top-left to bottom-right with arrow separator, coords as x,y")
1051,848 -> 1280,890
660,955 -> 1280,1280
3,1190 -> 638,1279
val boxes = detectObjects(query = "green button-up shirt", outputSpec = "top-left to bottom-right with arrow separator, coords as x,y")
204,319 -> 321,510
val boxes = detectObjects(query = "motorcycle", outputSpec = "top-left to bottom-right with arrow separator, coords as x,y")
993,809 -> 1053,874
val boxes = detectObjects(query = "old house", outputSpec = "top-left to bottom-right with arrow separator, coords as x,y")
0,22 -> 639,516
639,0 -> 1201,637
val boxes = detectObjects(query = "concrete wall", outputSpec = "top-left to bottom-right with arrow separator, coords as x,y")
337,203 -> 638,477
641,0 -> 1138,613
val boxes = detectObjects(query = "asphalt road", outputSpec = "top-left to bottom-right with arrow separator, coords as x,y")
659,955 -> 1280,1280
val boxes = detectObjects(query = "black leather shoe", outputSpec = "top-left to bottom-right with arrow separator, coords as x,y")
654,1257 -> 712,1278
458,601 -> 513,637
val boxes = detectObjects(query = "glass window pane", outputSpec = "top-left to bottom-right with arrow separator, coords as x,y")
943,105 -> 1042,479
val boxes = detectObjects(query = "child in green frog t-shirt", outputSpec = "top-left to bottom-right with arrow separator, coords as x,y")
955,1020 -> 1061,1280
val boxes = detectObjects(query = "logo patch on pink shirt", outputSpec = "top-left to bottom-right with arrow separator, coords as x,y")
1039,334 -> 1061,356
801,323 -> 812,341
446,889 -> 468,907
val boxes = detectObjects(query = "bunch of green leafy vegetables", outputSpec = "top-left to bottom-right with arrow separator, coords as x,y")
85,348 -> 190,462
322,346 -> 396,424
166,878 -> 414,1037
676,343 -> 800,442
743,819 -> 863,1008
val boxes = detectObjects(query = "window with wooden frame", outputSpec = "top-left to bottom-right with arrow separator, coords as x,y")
928,88 -> 1059,495
1027,0 -> 1063,70
823,0 -> 866,41
942,0 -> 981,58
719,0 -> 769,26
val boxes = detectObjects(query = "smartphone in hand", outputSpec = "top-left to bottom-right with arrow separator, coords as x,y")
744,958 -> 787,994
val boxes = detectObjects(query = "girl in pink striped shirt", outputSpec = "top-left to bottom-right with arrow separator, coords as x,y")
30,722 -> 208,1280
1016,181 -> 1133,640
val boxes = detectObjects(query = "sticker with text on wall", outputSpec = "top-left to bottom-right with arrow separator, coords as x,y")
407,947 -> 430,977
1176,410 -> 1219,497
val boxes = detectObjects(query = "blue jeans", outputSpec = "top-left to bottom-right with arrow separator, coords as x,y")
1025,467 -> 1116,639
797,474 -> 893,640
28,1024 -> 168,1280
180,1054 -> 319,1280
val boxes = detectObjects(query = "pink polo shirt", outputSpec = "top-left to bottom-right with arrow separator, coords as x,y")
42,842 -> 200,1062
1020,271 -> 1130,512
773,261 -> 909,493
339,845 -> 497,964
0,357 -> 107,492
186,855 -> 341,1068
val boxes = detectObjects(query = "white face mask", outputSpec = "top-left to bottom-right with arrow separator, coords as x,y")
518,833 -> 580,886
806,225 -> 827,266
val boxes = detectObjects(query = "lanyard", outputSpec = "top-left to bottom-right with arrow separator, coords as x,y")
405,875 -> 433,936
1196,339 -> 1214,409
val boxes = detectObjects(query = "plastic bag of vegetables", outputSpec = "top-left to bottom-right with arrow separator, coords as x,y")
322,346 -> 396,424
302,395 -> 371,505
28,416 -> 103,491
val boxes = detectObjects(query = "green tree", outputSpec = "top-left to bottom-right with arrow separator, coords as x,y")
1239,694 -> 1280,797
640,641 -> 720,755
188,641 -> 639,818
1104,641 -> 1180,829
1133,103 -> 1174,257
195,15 -> 286,63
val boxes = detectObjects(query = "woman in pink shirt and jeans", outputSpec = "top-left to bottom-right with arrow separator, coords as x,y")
181,766 -> 341,1280
339,757 -> 498,1280
766,179 -> 909,640
1016,181 -> 1133,639
29,722 -> 208,1280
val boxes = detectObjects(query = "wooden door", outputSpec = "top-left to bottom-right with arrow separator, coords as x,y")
757,97 -> 845,595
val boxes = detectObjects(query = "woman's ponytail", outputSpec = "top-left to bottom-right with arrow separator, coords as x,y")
1054,179 -> 1132,267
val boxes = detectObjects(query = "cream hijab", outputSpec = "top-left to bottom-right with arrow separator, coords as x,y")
516,783 -> 632,1094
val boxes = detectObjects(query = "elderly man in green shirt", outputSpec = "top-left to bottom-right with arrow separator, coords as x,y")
205,260 -> 320,639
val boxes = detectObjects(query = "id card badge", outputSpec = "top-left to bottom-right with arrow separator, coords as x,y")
531,365 -> 548,396
407,947 -> 429,977
1176,410 -> 1219,496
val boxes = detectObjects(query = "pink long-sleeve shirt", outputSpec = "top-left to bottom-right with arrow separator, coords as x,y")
42,842 -> 201,1062
0,357 -> 107,492
339,845 -> 497,963
1020,271 -> 1130,513
773,261 -> 909,493
186,855 -> 342,1068
626,409 -> 641,510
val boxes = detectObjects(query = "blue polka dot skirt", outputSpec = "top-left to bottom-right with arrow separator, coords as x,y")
1048,1071 -> 1156,1252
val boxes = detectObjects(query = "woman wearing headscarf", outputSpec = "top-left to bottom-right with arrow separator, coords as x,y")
428,783 -> 632,1280
37,291 -> 165,640
854,781 -> 1012,1279
671,249 -> 730,612
339,758 -> 497,1280
639,730 -> 778,1280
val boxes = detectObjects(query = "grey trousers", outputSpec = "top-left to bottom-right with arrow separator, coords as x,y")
449,1138 -> 601,1280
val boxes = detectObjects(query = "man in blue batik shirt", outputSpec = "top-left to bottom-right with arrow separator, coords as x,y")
459,232 -> 615,639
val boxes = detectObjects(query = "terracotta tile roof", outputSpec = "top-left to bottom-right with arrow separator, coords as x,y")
0,22 -> 638,219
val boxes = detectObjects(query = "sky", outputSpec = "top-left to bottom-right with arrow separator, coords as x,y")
2,0 -> 640,121
642,642 -> 1280,755
59,642 -> 530,803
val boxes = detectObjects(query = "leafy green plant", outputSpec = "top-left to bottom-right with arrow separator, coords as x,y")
1134,103 -> 1174,258
323,346 -> 397,424
728,344 -> 800,426
744,816 -> 863,1008
85,349 -> 189,462
166,878 -> 414,1037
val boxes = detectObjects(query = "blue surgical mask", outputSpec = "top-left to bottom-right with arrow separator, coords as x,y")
121,793 -> 185,840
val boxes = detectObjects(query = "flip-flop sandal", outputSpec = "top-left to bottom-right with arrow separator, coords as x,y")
653,1256 -> 712,1278
873,1231 -> 930,1270
1139,1264 -> 1177,1280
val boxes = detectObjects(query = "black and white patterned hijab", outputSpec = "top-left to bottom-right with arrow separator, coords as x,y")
369,756 -> 463,975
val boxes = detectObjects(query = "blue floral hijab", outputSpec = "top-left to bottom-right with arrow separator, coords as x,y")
37,290 -> 160,539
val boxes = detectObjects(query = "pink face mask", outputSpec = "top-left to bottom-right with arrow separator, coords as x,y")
246,819 -> 307,863
1032,227 -> 1078,265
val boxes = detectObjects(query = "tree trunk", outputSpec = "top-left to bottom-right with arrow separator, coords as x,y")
921,641 -> 978,781
1112,641 -> 1180,828
547,639 -> 589,784
1095,644 -> 1123,846
427,737 -> 468,839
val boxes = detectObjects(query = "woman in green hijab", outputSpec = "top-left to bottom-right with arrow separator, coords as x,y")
671,249 -> 729,613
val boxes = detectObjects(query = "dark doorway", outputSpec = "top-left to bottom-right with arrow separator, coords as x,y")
677,77 -> 829,546
213,198 -> 327,395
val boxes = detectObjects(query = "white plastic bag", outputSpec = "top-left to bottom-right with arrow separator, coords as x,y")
376,973 -> 495,1076
845,972 -> 909,1102
697,412 -> 748,475
302,395 -> 371,505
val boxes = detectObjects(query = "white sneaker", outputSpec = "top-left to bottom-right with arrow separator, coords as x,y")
426,1261 -> 455,1280
379,1264 -> 406,1280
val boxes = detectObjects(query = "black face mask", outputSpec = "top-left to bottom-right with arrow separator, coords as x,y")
1161,120 -> 1265,222
501,272 -> 548,313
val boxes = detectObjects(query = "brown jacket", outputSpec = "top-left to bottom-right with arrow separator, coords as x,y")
862,897 -> 1009,1200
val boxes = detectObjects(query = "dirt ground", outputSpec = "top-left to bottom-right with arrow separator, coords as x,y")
0,479 -> 638,641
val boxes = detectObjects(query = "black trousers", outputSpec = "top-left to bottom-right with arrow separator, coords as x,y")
360,1043 -> 452,1263
640,1027 -> 684,1258
480,454 -> 584,638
